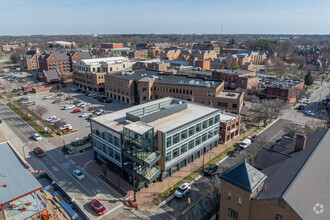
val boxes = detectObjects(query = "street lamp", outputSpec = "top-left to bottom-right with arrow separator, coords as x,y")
124,161 -> 136,202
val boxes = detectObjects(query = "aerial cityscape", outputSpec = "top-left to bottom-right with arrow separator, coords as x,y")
0,1 -> 329,220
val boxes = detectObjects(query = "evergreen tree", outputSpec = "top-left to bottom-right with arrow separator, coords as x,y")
304,71 -> 314,86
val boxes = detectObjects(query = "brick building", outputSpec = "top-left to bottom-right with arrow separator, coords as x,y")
161,50 -> 217,61
104,69 -> 244,114
39,50 -> 93,76
132,60 -> 170,72
189,58 -> 211,70
193,41 -> 220,56
122,50 -> 149,58
100,43 -> 123,49
219,129 -> 330,220
38,69 -> 62,83
1,44 -> 20,52
260,80 -> 305,103
47,41 -> 75,48
19,49 -> 40,70
72,57 -> 134,93
212,69 -> 258,89
219,112 -> 241,143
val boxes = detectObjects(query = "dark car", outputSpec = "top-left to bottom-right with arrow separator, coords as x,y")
23,92 -> 29,95
99,97 -> 113,103
34,147 -> 46,158
203,164 -> 218,176
298,105 -> 305,110
250,135 -> 258,142
228,147 -> 241,157
0,118 -> 2,124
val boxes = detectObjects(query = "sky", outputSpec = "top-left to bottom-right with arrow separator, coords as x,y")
0,0 -> 329,35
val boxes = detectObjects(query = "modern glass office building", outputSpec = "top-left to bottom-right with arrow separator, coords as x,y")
90,97 -> 220,188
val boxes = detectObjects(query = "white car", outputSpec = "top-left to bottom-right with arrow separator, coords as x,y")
80,113 -> 91,118
43,96 -> 53,100
72,169 -> 85,180
64,105 -> 75,110
304,99 -> 311,104
46,116 -> 60,122
299,98 -> 306,103
175,183 -> 191,198
239,138 -> 251,149
305,110 -> 315,116
70,87 -> 77,92
95,109 -> 105,115
33,133 -> 42,141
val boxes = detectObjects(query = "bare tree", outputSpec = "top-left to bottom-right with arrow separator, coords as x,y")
252,100 -> 274,127
205,178 -> 221,220
270,99 -> 289,119
284,122 -> 303,138
53,120 -> 66,130
289,86 -> 306,105
33,105 -> 49,118
277,41 -> 293,58
303,120 -> 328,134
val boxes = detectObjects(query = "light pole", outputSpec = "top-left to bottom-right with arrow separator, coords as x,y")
124,161 -> 136,202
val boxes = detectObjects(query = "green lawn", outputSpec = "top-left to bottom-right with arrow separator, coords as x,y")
6,103 -> 53,138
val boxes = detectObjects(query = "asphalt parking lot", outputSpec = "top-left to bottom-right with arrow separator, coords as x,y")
19,87 -> 131,142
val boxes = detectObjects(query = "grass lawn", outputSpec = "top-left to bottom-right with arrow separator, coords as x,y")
6,103 -> 53,138
152,146 -> 233,206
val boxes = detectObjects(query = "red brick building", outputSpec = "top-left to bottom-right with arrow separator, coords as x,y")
122,50 -> 148,58
189,58 -> 211,70
219,112 -> 241,143
39,50 -> 93,76
212,69 -> 258,89
261,80 -> 305,103
101,43 -> 123,49
19,49 -> 40,70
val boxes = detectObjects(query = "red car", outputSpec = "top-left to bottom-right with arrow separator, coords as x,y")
89,199 -> 107,215
34,147 -> 46,158
73,109 -> 81,113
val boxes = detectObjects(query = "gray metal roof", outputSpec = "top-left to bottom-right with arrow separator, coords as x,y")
0,142 -> 42,204
43,69 -> 61,80
220,162 -> 267,193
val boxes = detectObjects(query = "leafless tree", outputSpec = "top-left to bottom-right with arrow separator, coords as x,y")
289,86 -> 306,105
277,41 -> 293,58
284,122 -> 303,138
272,58 -> 287,74
303,120 -> 328,134
288,55 -> 306,67
251,100 -> 274,127
53,120 -> 66,130
33,105 -> 49,118
205,178 -> 221,220
270,99 -> 289,119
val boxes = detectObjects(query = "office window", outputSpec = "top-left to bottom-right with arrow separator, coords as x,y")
238,197 -> 242,206
227,126 -> 230,131
189,126 -> 195,137
165,152 -> 171,162
202,120 -> 208,130
228,208 -> 238,220
181,130 -> 187,140
188,140 -> 194,150
172,148 -> 179,159
167,137 -> 172,148
114,137 -> 119,147
275,214 -> 284,220
196,123 -> 201,133
202,133 -> 207,142
181,144 -> 187,154
173,133 -> 179,145
227,192 -> 231,200
215,115 -> 220,123
232,104 -> 237,109
223,103 -> 228,107
143,87 -> 147,92
208,118 -> 213,126
115,152 -> 121,162
195,136 -> 201,146
236,121 -> 239,126
108,148 -> 114,157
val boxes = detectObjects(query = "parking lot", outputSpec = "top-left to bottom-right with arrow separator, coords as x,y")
17,87 -> 131,142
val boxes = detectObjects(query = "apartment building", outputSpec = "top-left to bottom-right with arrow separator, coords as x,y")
47,41 -> 75,48
91,43 -> 131,56
224,50 -> 268,70
72,57 -> 134,93
219,129 -> 330,220
212,69 -> 258,89
260,80 -> 305,103
104,69 -> 244,114
39,50 -> 93,76
90,97 -> 221,186
1,44 -> 20,52
160,50 -> 217,61
160,50 -> 181,60
193,41 -> 221,56
122,50 -> 149,58
219,112 -> 241,143
19,49 -> 40,70
189,58 -> 211,70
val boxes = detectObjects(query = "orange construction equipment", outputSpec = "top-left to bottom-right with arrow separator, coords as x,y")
3,180 -> 6,187
129,198 -> 138,209
43,211 -> 50,220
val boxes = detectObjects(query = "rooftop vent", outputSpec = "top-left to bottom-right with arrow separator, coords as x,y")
226,93 -> 236,97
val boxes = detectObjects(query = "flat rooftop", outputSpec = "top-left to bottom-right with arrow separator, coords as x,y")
110,69 -> 222,88
220,112 -> 239,122
81,56 -> 127,64
0,142 -> 43,204
92,97 -> 219,133
214,69 -> 254,75
217,91 -> 241,99
266,80 -> 302,89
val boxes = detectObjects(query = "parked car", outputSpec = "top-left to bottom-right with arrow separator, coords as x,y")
95,109 -> 105,115
73,109 -> 81,113
23,92 -> 29,95
26,101 -> 35,106
52,99 -> 61,104
46,116 -> 60,123
304,99 -> 311,104
57,92 -> 64,96
175,182 -> 191,198
72,169 -> 85,180
64,105 -> 75,110
305,110 -> 315,116
228,147 -> 241,157
88,93 -> 97,97
203,164 -> 218,176
298,105 -> 305,110
33,133 -> 42,141
34,147 -> 45,158
60,124 -> 73,133
80,113 -> 91,118
250,135 -> 258,143
239,138 -> 251,149
299,98 -> 306,103
70,87 -> 77,92
89,199 -> 107,216
43,96 -> 52,100
99,97 -> 113,103
66,96 -> 73,100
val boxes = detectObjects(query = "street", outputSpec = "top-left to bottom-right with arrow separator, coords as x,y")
0,101 -> 131,220
161,118 -> 291,220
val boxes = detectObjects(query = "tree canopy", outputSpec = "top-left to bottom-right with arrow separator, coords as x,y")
304,71 -> 314,86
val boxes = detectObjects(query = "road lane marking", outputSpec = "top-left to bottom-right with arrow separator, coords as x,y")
269,129 -> 283,141
52,166 -> 58,172
96,203 -> 124,220
79,193 -> 88,201
181,192 -> 207,215
312,88 -> 328,103
38,161 -> 59,182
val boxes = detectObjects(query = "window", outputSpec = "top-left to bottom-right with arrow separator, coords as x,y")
173,133 -> 179,145
167,137 -> 172,148
232,103 -> 238,109
236,121 -> 239,126
202,133 -> 207,142
195,136 -> 201,146
223,103 -> 228,107
196,124 -> 201,132
238,197 -> 242,206
208,118 -> 213,126
181,144 -> 187,154
227,192 -> 231,200
172,148 -> 179,159
275,214 -> 284,220
202,121 -> 208,130
114,137 -> 119,147
165,152 -> 171,162
143,87 -> 147,92
181,130 -> 187,140
108,148 -> 114,157
228,208 -> 238,220
227,126 -> 230,131
188,140 -> 194,150
115,152 -> 120,162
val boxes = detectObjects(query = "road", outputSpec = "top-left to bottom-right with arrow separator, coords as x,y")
161,118 -> 291,220
0,101 -> 129,220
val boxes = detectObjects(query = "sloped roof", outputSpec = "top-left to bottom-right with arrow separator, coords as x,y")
220,162 -> 267,193
43,69 -> 61,80
253,148 -> 292,170
76,51 -> 93,59
0,142 -> 42,204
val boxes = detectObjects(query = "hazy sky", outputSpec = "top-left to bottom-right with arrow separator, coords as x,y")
1,0 -> 329,35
